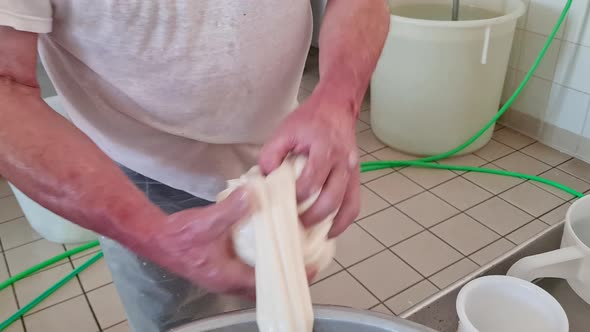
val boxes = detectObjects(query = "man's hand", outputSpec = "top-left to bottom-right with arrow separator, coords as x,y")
134,189 -> 257,298
259,92 -> 360,238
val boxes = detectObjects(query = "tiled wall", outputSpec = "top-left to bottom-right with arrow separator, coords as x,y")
502,0 -> 590,161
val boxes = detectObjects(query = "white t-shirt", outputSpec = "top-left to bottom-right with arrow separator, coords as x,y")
0,0 -> 312,200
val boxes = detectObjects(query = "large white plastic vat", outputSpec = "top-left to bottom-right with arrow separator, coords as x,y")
8,96 -> 97,244
371,0 -> 526,156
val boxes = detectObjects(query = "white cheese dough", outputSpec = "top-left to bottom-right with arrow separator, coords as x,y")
216,156 -> 338,332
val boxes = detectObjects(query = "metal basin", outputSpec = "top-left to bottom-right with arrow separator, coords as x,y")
170,306 -> 436,332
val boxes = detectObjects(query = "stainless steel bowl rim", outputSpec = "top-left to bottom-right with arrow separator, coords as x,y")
169,305 -> 437,331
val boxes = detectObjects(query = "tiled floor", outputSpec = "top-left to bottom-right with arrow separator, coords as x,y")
2,50 -> 590,331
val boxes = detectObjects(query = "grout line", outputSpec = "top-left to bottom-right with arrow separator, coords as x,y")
342,268 -> 391,311
368,302 -> 396,316
0,214 -> 26,225
378,277 -> 433,313
101,319 -> 127,331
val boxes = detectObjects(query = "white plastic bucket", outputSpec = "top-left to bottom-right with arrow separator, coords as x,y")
456,276 -> 568,332
7,96 -> 97,244
371,0 -> 526,156
8,182 -> 97,244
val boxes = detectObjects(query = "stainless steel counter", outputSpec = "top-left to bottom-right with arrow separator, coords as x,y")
401,222 -> 590,332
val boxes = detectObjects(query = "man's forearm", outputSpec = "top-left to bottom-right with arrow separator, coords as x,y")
0,81 -> 164,247
316,0 -> 390,116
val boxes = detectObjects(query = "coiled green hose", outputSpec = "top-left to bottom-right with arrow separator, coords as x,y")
0,0 -> 577,330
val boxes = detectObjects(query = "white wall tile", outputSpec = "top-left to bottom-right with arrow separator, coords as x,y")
554,41 -> 590,94
518,31 -> 562,80
545,84 -> 590,134
563,0 -> 590,47
518,0 -> 532,29
526,0 -> 568,37
509,29 -> 524,67
512,72 -> 552,120
502,68 -> 517,104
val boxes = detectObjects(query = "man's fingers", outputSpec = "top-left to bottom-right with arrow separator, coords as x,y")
259,134 -> 295,175
197,188 -> 254,239
328,168 -> 360,238
296,145 -> 332,201
300,164 -> 349,227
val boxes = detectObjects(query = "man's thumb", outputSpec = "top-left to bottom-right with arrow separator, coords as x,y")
205,188 -> 254,236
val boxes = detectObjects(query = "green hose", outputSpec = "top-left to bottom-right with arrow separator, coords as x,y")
0,240 -> 100,292
0,0 -> 577,330
0,252 -> 103,332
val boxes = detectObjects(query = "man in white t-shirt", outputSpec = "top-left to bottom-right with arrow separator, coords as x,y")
0,1 -> 389,331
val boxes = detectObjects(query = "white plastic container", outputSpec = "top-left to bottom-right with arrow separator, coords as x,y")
7,96 -> 97,244
371,0 -> 526,156
508,194 -> 590,304
456,276 -> 568,332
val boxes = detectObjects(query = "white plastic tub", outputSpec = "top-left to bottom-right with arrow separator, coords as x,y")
371,0 -> 526,156
7,96 -> 97,244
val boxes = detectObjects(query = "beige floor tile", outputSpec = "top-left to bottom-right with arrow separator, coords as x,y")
371,147 -> 416,161
4,321 -> 25,332
462,164 -> 524,194
370,304 -> 394,315
507,220 -> 549,244
297,88 -> 311,103
349,251 -> 422,300
431,177 -> 492,211
14,263 -> 83,315
392,231 -> 462,277
466,198 -> 534,235
469,238 -> 516,265
358,207 -> 423,247
500,183 -> 564,217
494,152 -> 552,175
521,142 -> 572,166
104,321 -> 130,332
356,120 -> 370,133
313,259 -> 343,284
558,159 -> 590,183
87,283 -> 126,330
431,214 -> 499,255
357,130 -> 386,153
362,95 -> 370,111
366,173 -> 423,205
0,257 -> 8,280
385,279 -> 438,315
0,217 -> 42,250
24,295 -> 99,332
429,258 -> 479,289
493,128 -> 536,149
0,178 -> 12,198
474,140 -> 515,162
357,186 -> 390,220
539,203 -> 570,225
359,111 -> 370,124
533,169 -> 590,200
72,255 -> 112,292
441,154 -> 487,174
0,196 -> 24,223
300,71 -> 319,92
359,155 -> 395,184
0,288 -> 19,322
399,167 -> 457,189
334,223 -> 385,267
65,242 -> 102,260
311,271 -> 379,309
5,239 -> 65,274
358,147 -> 367,157
395,192 -> 459,228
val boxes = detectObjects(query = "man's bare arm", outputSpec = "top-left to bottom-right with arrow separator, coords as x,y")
0,27 -> 164,248
315,0 -> 390,115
